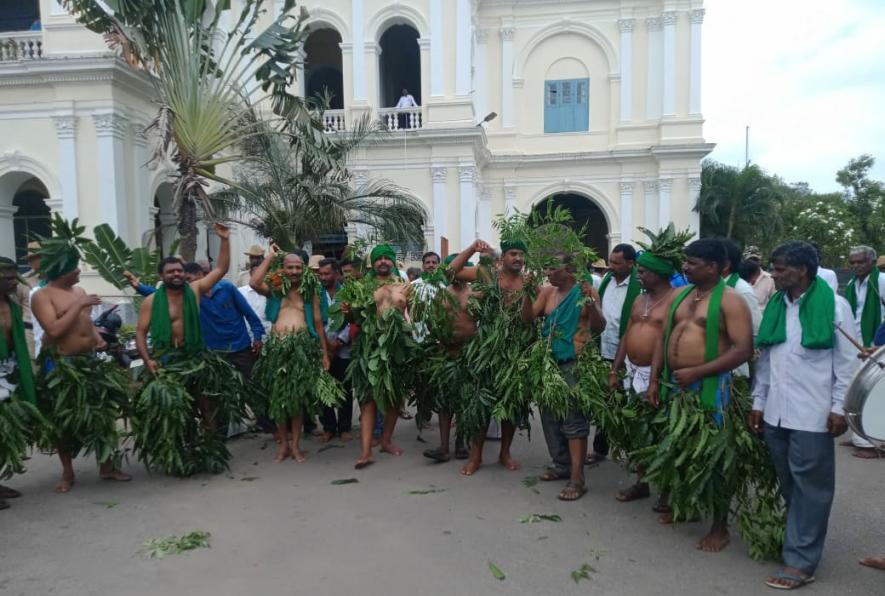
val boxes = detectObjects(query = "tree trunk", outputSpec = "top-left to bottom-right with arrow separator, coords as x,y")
178,194 -> 198,262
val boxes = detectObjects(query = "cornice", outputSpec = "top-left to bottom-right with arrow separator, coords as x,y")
0,55 -> 155,98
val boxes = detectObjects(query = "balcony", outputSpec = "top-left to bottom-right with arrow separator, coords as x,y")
322,109 -> 346,133
0,31 -> 43,62
378,107 -> 424,131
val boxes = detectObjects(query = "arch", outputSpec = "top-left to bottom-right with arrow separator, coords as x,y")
530,181 -> 617,254
378,24 -> 421,108
304,27 -> 344,109
514,20 -> 618,79
304,7 -> 350,40
545,57 -> 589,80
367,4 -> 429,41
0,151 -> 61,203
531,186 -> 612,258
152,181 -> 177,257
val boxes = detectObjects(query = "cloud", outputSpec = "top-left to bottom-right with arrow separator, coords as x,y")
703,0 -> 885,192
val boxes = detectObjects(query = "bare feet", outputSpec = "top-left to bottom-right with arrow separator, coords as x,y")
859,556 -> 885,570
380,442 -> 404,456
354,455 -> 375,469
291,449 -> 306,463
274,443 -> 290,463
696,523 -> 730,552
371,437 -> 381,447
100,469 -> 132,482
340,431 -> 353,443
852,447 -> 882,459
319,432 -> 334,443
54,475 -> 75,493
499,453 -> 521,471
461,458 -> 482,476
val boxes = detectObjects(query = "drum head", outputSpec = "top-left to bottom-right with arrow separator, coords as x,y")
863,379 -> 885,441
844,346 -> 885,446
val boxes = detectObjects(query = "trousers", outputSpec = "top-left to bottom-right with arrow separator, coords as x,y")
540,361 -> 589,476
764,423 -> 835,575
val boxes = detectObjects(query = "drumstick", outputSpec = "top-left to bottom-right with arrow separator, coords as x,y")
835,324 -> 885,369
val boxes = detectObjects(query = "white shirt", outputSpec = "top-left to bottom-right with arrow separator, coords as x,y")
29,285 -> 44,355
237,284 -> 271,337
848,272 -> 885,341
396,94 -> 417,108
751,294 -> 858,432
731,277 -> 762,378
818,268 -> 838,293
600,275 -> 630,360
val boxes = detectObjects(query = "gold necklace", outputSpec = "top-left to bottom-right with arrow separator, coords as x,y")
693,287 -> 710,302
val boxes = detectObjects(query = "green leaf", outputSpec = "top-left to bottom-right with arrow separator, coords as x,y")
488,561 -> 505,581
406,488 -> 445,495
330,478 -> 359,485
570,563 -> 596,584
518,513 -> 562,524
93,501 -> 118,509
142,530 -> 211,559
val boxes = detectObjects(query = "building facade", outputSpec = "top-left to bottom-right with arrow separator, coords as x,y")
0,0 -> 711,286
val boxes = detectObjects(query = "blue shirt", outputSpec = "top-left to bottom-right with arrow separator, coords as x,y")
136,283 -> 156,297
670,272 -> 688,288
200,280 -> 265,351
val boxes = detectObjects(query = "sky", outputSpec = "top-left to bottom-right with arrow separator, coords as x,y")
703,0 -> 885,193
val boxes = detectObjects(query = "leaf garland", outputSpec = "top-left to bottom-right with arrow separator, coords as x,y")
0,396 -> 43,480
636,223 -> 695,271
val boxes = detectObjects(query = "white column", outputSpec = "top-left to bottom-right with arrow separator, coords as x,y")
52,115 -> 79,221
351,0 -> 366,101
474,29 -> 489,120
477,188 -> 493,241
690,9 -> 705,115
504,186 -> 516,217
620,182 -> 634,243
618,19 -> 634,122
93,112 -> 130,239
431,166 -> 448,252
688,177 -> 702,238
658,178 -> 673,226
430,0 -> 443,97
0,204 -> 15,259
644,181 -> 659,231
295,49 -> 306,98
132,121 -> 151,239
459,166 -> 477,247
500,26 -> 515,128
456,0 -> 472,96
646,17 -> 662,120
662,11 -> 677,117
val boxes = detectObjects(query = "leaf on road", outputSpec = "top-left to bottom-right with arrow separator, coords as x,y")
330,478 -> 359,485
570,563 -> 596,584
518,513 -> 562,524
94,501 -> 118,509
407,487 -> 446,495
488,561 -> 506,581
142,531 -> 211,559
240,476 -> 260,482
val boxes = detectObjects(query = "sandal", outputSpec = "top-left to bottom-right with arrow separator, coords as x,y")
558,482 -> 587,501
616,482 -> 650,502
652,496 -> 671,513
540,469 -> 568,482
585,452 -> 606,466
765,569 -> 815,590
422,448 -> 451,463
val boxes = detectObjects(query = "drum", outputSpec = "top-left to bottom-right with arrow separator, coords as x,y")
844,346 -> 885,448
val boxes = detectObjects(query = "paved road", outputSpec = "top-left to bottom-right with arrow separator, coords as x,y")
1,419 -> 882,596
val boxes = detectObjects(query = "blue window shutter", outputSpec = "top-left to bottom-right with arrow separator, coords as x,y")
544,80 -> 559,133
544,78 -> 589,133
575,78 -> 589,131
559,80 -> 575,132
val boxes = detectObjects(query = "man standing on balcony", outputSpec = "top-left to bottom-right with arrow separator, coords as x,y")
395,88 -> 418,129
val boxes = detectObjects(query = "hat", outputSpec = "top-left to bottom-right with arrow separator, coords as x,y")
308,254 -> 324,270
743,245 -> 762,260
244,244 -> 264,258
592,258 -> 607,269
26,241 -> 41,259
877,256 -> 885,268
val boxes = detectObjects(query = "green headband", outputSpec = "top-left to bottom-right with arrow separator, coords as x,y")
444,255 -> 473,267
368,244 -> 400,278
637,252 -> 676,277
500,240 -> 528,255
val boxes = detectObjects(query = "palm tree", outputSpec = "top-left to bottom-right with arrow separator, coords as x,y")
64,0 -> 312,260
213,99 -> 427,252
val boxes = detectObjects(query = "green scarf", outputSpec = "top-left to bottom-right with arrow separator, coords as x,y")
150,284 -> 203,354
846,268 -> 881,347
637,252 -> 676,277
0,298 -> 36,404
598,268 -> 641,337
661,279 -> 726,410
725,272 -> 740,288
266,292 -> 320,339
756,276 -> 834,350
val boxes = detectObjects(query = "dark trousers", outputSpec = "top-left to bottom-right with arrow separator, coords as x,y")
320,356 -> 354,435
764,423 -> 835,575
592,359 -> 612,456
226,346 -> 257,378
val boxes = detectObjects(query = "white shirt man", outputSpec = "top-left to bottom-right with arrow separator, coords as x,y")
732,277 -> 762,378
237,283 -> 271,337
848,272 -> 885,341
818,267 -> 838,293
395,92 -> 417,109
600,276 -> 630,360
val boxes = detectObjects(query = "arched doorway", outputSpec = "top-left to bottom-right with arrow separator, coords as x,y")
12,179 -> 50,268
153,182 -> 177,257
304,28 -> 344,109
532,193 -> 609,258
378,24 -> 421,108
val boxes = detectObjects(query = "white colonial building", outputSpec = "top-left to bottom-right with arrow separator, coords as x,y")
0,0 -> 711,280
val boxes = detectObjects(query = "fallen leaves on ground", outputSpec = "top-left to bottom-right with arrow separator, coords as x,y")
518,513 -> 562,524
571,563 -> 596,584
330,478 -> 359,485
488,561 -> 506,580
142,531 -> 211,559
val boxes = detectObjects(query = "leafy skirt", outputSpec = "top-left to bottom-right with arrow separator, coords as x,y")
349,309 -> 418,411
253,332 -> 342,422
36,352 -> 130,466
0,361 -> 43,480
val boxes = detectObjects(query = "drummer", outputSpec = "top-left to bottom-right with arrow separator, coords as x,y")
750,241 -> 857,590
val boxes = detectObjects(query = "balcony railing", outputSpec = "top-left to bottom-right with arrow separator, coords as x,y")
0,31 -> 43,61
322,109 -> 346,133
378,107 -> 423,131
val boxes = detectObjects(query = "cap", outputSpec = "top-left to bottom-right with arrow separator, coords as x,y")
26,241 -> 41,258
743,245 -> 762,260
244,244 -> 264,257
592,258 -> 607,269
308,254 -> 324,270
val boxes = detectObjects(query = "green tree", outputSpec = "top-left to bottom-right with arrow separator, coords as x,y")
780,192 -> 859,267
836,154 -> 885,251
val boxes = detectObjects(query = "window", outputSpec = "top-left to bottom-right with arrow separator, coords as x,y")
544,78 -> 589,133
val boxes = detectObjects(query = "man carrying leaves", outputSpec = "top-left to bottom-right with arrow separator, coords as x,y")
522,252 -> 604,501
32,217 -> 131,492
250,246 -> 338,463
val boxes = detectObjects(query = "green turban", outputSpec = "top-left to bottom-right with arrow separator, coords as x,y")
368,244 -> 400,278
637,251 -> 675,277
444,254 -> 473,267
500,240 -> 528,255
42,247 -> 80,281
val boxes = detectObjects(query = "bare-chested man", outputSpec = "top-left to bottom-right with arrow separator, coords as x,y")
250,246 -> 330,463
650,238 -> 753,552
32,242 -> 130,492
523,253 -> 605,501
344,244 -> 414,469
448,238 -> 529,476
0,257 -> 37,509
609,248 -> 682,504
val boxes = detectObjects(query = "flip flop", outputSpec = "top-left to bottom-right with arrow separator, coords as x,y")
585,452 -> 606,466
558,482 -> 587,501
422,448 -> 451,463
354,459 -> 375,470
540,469 -> 568,482
765,569 -> 815,590
616,483 -> 651,502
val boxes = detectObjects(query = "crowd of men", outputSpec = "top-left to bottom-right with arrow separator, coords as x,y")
1,227 -> 884,590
